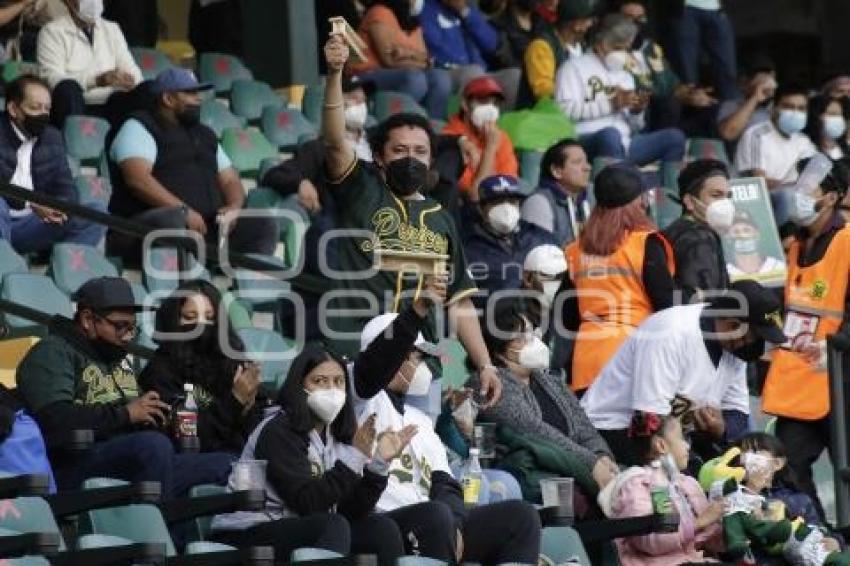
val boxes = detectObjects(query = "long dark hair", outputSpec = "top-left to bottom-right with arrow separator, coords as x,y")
468,298 -> 529,372
276,345 -> 357,443
370,0 -> 419,31
804,95 -> 849,155
154,279 -> 244,399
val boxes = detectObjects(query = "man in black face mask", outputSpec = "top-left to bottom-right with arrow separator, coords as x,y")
321,34 -> 503,408
17,276 -> 234,495
107,67 -> 277,263
580,279 -> 787,465
0,74 -> 106,254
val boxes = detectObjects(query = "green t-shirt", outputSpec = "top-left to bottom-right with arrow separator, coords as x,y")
325,160 -> 477,358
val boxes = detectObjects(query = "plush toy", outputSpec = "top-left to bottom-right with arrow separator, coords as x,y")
699,447 -> 850,565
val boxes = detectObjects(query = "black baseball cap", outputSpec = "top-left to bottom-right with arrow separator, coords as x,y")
594,163 -> 647,208
711,280 -> 786,344
72,277 -> 143,312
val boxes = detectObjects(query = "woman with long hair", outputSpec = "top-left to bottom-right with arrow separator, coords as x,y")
211,345 -> 416,564
347,0 -> 452,118
803,95 -> 848,160
563,164 -> 676,393
139,279 -> 266,454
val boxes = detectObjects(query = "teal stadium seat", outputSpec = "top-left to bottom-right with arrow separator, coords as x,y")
291,548 -> 345,562
198,52 -> 253,95
373,91 -> 427,121
200,99 -> 246,139
0,274 -> 73,337
0,239 -> 28,283
48,243 -> 119,295
229,79 -> 286,123
73,175 -> 112,207
301,83 -> 325,125
63,115 -> 110,165
142,247 -> 211,297
221,127 -> 278,179
540,526 -> 591,566
261,107 -> 316,151
518,149 -> 544,186
258,157 -> 282,183
237,327 -> 298,389
130,47 -> 172,81
686,137 -> 730,166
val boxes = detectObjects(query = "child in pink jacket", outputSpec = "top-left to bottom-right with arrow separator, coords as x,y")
598,413 -> 724,565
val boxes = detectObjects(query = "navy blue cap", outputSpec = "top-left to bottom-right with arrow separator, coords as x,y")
478,175 -> 530,203
152,67 -> 213,95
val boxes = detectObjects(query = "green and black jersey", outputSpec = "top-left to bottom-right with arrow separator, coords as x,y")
325,160 -> 477,358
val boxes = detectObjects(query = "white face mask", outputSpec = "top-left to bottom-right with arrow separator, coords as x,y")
539,280 -> 561,310
487,202 -> 521,235
517,336 -> 550,370
404,361 -> 432,396
824,116 -> 847,140
344,103 -> 368,131
604,50 -> 629,72
78,0 -> 103,22
470,103 -> 500,129
790,192 -> 820,226
410,0 -> 424,16
452,398 -> 478,435
305,388 -> 347,424
700,198 -> 735,233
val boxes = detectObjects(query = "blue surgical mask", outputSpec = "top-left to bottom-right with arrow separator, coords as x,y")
777,109 -> 807,136
824,116 -> 847,140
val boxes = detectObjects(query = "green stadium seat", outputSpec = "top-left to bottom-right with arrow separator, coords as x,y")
686,137 -> 730,166
233,254 -> 291,330
142,247 -> 211,297
198,52 -> 253,95
200,99 -> 246,139
223,292 -> 254,330
0,496 -> 67,552
7,556 -> 51,565
221,127 -> 278,179
82,502 -> 177,556
0,274 -> 73,337
48,243 -> 119,295
243,189 -> 310,268
373,91 -> 427,121
540,526 -> 591,566
301,83 -> 325,125
130,47 -> 172,81
518,150 -> 544,186
656,161 -> 683,230
73,175 -> 112,207
0,240 -> 28,283
291,548 -> 345,562
261,107 -> 316,151
67,155 -> 80,176
437,338 -> 469,389
188,484 -> 226,543
63,115 -> 110,165
237,327 -> 298,389
396,557 -> 447,565
230,79 -> 286,123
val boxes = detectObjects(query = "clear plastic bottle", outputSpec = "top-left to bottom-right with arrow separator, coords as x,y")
461,448 -> 483,506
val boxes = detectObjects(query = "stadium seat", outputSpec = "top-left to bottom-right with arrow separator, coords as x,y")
67,155 -> 80,176
437,338 -> 469,389
518,150 -> 544,186
82,501 -> 177,556
260,107 -> 316,151
0,239 -> 28,283
142,247 -> 211,297
686,137 -> 730,166
396,557 -> 447,565
291,548 -> 345,562
200,99 -> 246,139
300,83 -> 325,125
373,91 -> 427,121
244,189 -> 309,268
429,119 -> 447,132
0,496 -> 67,553
540,526 -> 591,566
237,327 -> 298,389
232,254 -> 291,330
0,274 -> 73,337
130,47 -> 172,81
188,484 -> 225,543
48,243 -> 119,295
221,127 -> 278,179
73,175 -> 112,207
229,79 -> 286,123
198,52 -> 253,95
63,115 -> 110,165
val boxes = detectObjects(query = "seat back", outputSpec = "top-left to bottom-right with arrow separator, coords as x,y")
372,91 -> 427,121
260,108 -> 316,151
686,137 -> 730,166
257,157 -> 282,184
221,127 -> 278,179
230,80 -> 286,123
131,48 -> 172,80
0,240 -> 27,283
63,115 -> 110,164
540,526 -> 591,566
518,150 -> 544,186
188,484 -> 227,542
142,247 -> 211,297
199,52 -> 253,94
236,327 -> 298,389
0,497 -> 65,551
200,99 -> 246,139
233,254 -> 292,308
81,503 -> 176,556
73,175 -> 112,207
48,244 -> 119,295
0,274 -> 73,336
300,83 -> 325,125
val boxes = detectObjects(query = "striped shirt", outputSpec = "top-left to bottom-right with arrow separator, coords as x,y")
734,121 -> 816,184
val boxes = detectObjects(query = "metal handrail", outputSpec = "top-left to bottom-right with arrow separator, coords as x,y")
828,332 -> 850,528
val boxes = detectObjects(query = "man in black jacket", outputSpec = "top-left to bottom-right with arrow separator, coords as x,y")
0,75 -> 106,253
16,276 -> 233,495
108,67 -> 277,262
663,158 -> 733,303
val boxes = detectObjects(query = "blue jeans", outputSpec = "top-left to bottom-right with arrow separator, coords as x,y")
0,197 -> 107,254
671,7 -> 738,101
579,126 -> 685,165
356,67 -> 452,119
53,430 -> 234,499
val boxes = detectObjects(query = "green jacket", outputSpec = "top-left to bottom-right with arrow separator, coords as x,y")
493,424 -> 597,504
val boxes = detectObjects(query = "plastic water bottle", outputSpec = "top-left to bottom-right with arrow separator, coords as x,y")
795,152 -> 833,196
461,448 -> 484,506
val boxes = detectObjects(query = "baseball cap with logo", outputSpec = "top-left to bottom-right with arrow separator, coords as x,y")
478,175 -> 531,203
710,280 -> 786,344
152,67 -> 213,95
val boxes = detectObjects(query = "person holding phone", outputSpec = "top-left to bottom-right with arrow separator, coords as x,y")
140,279 -> 268,455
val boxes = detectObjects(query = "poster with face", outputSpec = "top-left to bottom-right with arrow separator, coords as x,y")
723,177 -> 788,287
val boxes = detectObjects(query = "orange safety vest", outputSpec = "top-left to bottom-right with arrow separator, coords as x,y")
762,226 -> 850,421
565,230 -> 675,391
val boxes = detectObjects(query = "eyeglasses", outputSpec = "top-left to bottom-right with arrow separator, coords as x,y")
95,313 -> 137,337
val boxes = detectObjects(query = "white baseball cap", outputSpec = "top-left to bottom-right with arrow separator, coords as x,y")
523,245 -> 567,277
360,312 -> 440,355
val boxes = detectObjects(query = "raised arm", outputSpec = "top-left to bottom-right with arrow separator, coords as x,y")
323,35 -> 356,181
